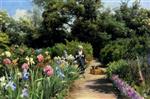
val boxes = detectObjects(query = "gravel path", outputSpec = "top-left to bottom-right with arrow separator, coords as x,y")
66,60 -> 118,99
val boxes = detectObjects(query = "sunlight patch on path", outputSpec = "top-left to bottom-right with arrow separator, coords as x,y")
67,60 -> 117,99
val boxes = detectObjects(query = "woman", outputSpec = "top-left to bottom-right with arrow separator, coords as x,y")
75,45 -> 86,74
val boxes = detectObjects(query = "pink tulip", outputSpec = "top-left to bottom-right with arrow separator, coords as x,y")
22,63 -> 29,70
43,65 -> 53,76
37,54 -> 44,62
3,58 -> 11,65
47,70 -> 53,76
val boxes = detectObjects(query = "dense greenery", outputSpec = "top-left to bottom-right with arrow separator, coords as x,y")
1,0 -> 150,98
50,40 -> 93,60
1,0 -> 150,58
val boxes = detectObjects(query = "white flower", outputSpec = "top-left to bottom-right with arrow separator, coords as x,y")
0,76 -> 5,82
5,51 -> 11,57
0,76 -> 6,87
67,54 -> 75,61
17,72 -> 22,78
54,56 -> 61,61
45,51 -> 49,55
1,52 -> 5,56
0,51 -> 11,57
5,81 -> 16,91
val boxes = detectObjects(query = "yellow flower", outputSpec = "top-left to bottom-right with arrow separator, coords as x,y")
29,57 -> 35,65
12,58 -> 19,65
60,63 -> 65,68
25,56 -> 35,65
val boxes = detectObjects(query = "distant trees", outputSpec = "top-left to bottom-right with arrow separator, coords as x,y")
1,0 -> 150,60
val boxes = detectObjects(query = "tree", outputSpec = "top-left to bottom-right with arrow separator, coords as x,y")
0,11 -> 10,33
34,0 -> 72,47
115,1 -> 150,37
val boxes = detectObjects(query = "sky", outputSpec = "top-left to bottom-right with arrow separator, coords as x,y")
0,0 -> 150,17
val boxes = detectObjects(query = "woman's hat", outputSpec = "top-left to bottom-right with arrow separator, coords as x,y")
78,45 -> 83,49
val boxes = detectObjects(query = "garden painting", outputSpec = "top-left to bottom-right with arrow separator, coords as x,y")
0,0 -> 150,99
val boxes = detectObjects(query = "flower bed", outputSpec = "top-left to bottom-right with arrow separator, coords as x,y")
0,46 -> 79,99
111,75 -> 144,99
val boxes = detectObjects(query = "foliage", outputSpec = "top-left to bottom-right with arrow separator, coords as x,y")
101,35 -> 150,64
107,57 -> 150,98
0,11 -> 10,33
106,59 -> 129,79
50,40 -> 93,61
0,32 -> 9,49
100,39 -> 129,64
0,46 -> 79,98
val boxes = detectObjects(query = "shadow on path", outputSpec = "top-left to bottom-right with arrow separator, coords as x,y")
86,77 -> 115,94
86,76 -> 128,99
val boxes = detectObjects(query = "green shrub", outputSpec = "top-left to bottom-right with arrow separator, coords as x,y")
50,43 -> 66,57
51,40 -> 93,61
100,37 -> 149,64
100,39 -> 129,64
107,59 -> 129,79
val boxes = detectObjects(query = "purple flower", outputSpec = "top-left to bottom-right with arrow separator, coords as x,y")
111,75 -> 144,99
21,88 -> 29,98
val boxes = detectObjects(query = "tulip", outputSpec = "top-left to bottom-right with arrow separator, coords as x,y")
43,65 -> 54,76
37,54 -> 44,62
3,58 -> 11,65
22,63 -> 29,70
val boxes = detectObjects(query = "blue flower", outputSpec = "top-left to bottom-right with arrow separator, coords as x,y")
22,70 -> 29,80
35,49 -> 42,54
5,81 -> 16,91
55,66 -> 65,79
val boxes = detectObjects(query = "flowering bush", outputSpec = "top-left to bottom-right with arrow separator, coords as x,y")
0,45 -> 79,99
107,57 -> 150,98
111,75 -> 144,99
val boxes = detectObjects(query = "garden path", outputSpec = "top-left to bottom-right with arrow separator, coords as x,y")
66,60 -> 120,99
